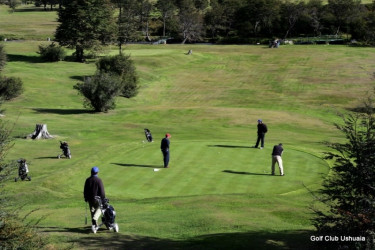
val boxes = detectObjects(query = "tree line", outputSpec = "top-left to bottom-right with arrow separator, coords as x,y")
3,0 -> 375,45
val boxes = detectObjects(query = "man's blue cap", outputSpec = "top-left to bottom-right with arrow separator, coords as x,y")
258,119 -> 262,122
91,166 -> 99,174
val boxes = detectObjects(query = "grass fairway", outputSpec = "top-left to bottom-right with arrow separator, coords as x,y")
1,37 -> 374,249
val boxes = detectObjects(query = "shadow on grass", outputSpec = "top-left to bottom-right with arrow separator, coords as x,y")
208,145 -> 253,149
32,108 -> 94,115
7,54 -> 43,63
70,75 -> 85,81
111,163 -> 162,168
13,7 -> 51,12
34,156 -> 58,159
223,170 -> 271,176
38,227 -> 318,250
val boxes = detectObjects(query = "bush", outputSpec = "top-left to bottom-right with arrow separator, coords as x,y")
74,72 -> 122,112
37,42 -> 66,62
0,44 -> 7,72
0,75 -> 24,101
96,54 -> 138,98
0,121 -> 48,249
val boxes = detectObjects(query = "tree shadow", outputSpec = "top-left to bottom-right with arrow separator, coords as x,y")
70,75 -> 85,81
7,54 -> 43,63
37,226 -> 88,234
347,106 -> 375,114
37,228 -> 318,250
208,145 -> 253,149
112,163 -> 162,169
222,170 -> 271,176
13,7 -> 49,13
32,108 -> 94,115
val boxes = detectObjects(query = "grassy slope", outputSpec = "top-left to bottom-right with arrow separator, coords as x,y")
1,4 -> 375,250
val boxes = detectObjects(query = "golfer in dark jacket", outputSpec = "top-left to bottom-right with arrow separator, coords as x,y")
84,166 -> 105,233
160,133 -> 171,168
254,119 -> 268,149
271,143 -> 284,176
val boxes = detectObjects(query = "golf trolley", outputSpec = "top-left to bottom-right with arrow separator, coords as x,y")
58,141 -> 71,159
15,159 -> 31,182
99,198 -> 119,233
144,128 -> 153,142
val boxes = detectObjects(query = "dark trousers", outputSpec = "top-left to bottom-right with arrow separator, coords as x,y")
162,150 -> 169,167
255,133 -> 265,148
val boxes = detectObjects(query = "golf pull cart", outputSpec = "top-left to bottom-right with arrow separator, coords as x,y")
98,197 -> 119,233
15,159 -> 31,182
58,141 -> 71,159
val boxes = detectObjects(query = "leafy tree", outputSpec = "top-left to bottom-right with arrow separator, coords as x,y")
117,0 -> 140,53
350,2 -> 375,45
205,0 -> 226,40
156,0 -> 177,37
139,0 -> 153,40
0,44 -> 6,72
55,0 -> 116,62
304,0 -> 326,36
235,0 -> 281,38
177,0 -> 205,43
312,99 -> 375,249
280,0 -> 305,39
210,0 -> 245,39
327,0 -> 362,35
8,0 -> 21,12
96,54 -> 138,98
74,72 -> 122,112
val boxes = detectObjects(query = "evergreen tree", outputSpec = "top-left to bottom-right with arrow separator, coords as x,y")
0,44 -> 6,72
313,99 -> 375,249
55,0 -> 116,62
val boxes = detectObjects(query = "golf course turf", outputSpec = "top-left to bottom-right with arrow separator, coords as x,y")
1,5 -> 375,248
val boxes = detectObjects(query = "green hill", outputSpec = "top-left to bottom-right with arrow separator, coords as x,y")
1,4 -> 375,250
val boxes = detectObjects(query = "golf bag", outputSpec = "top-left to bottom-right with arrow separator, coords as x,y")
15,159 -> 31,182
100,198 -> 119,232
144,128 -> 153,142
58,141 -> 71,159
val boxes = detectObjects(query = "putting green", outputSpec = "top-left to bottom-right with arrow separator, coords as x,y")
65,140 -> 329,200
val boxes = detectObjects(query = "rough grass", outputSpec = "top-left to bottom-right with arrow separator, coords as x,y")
0,5 -> 57,40
1,9 -> 375,249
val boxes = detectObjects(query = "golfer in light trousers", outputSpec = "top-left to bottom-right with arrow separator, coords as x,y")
271,143 -> 284,176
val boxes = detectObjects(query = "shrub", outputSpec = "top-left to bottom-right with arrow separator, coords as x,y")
37,42 -> 66,62
0,121 -> 48,249
74,72 -> 122,112
0,44 -> 6,72
313,104 -> 375,249
96,54 -> 138,98
0,75 -> 24,101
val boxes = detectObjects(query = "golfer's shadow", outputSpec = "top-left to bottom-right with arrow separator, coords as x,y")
34,156 -> 59,159
223,170 -> 271,176
111,163 -> 161,168
208,145 -> 253,149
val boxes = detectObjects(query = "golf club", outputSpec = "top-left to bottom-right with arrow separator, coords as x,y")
85,202 -> 88,225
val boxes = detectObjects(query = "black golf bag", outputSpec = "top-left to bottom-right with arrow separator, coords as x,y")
58,141 -> 71,159
100,198 -> 119,232
15,159 -> 31,182
144,128 -> 153,142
